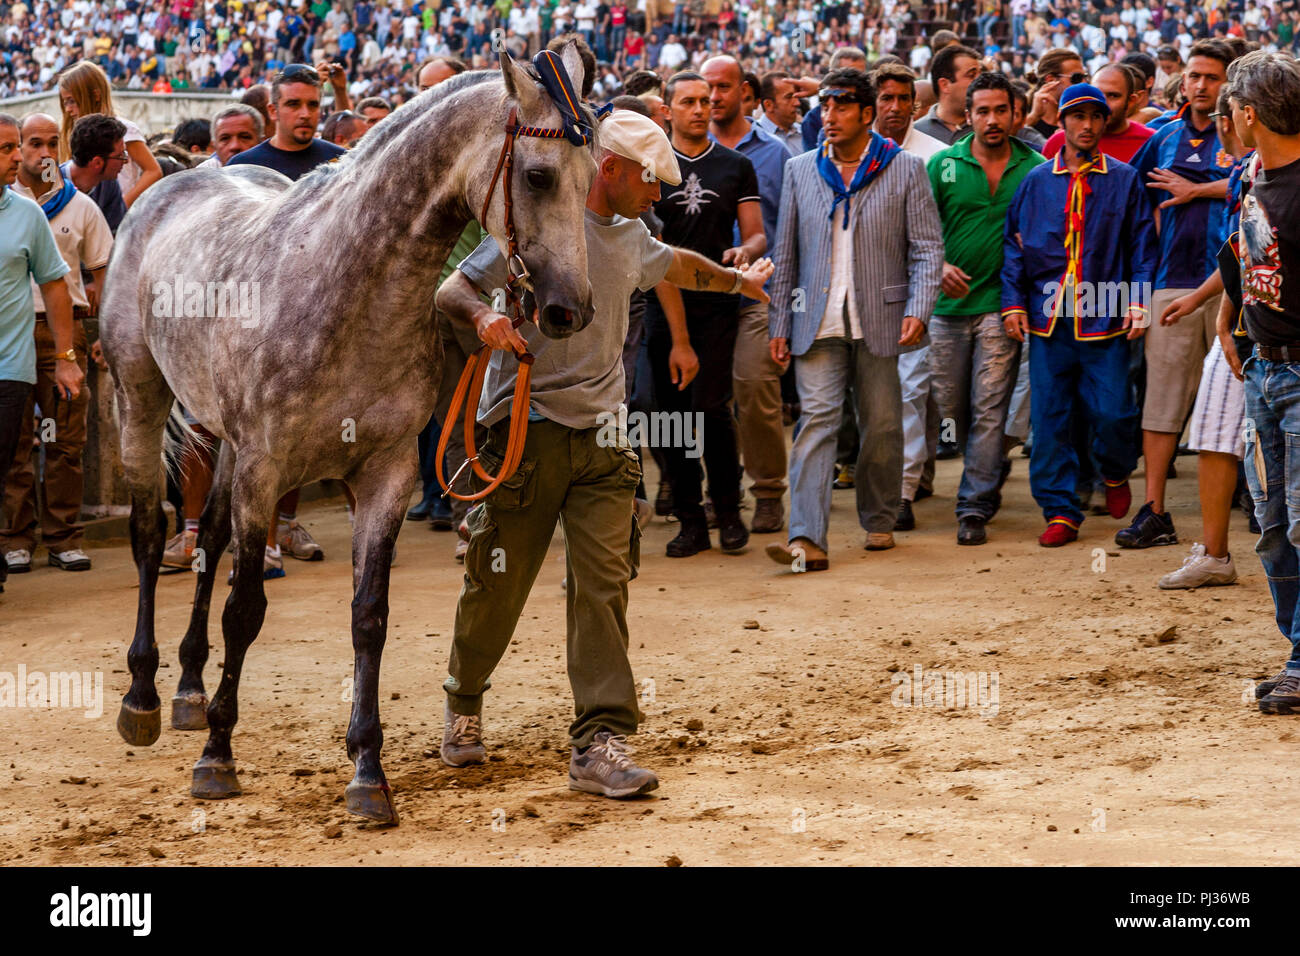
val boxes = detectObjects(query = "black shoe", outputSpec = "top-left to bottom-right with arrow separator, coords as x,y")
936,438 -> 961,460
957,515 -> 987,545
718,512 -> 749,553
1257,669 -> 1289,700
654,483 -> 674,517
666,518 -> 710,558
914,485 -> 934,502
1115,501 -> 1178,549
406,500 -> 432,521
894,499 -> 915,531
1259,673 -> 1300,714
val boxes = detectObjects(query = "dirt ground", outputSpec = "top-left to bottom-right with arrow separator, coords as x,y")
0,453 -> 1292,866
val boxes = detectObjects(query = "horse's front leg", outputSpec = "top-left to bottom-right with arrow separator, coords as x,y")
342,447 -> 418,825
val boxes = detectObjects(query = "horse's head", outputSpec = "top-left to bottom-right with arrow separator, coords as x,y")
475,45 -> 597,339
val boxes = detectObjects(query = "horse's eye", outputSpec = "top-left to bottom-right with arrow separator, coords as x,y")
526,169 -> 555,190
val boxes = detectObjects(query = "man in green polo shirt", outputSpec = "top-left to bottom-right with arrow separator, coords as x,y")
0,113 -> 82,593
926,72 -> 1045,546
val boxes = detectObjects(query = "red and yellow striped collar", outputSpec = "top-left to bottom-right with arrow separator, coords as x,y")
1051,151 -> 1110,175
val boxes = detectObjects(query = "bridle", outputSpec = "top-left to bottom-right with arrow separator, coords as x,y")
435,104 -> 578,503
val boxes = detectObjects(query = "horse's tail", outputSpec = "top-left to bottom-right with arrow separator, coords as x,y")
162,403 -> 213,482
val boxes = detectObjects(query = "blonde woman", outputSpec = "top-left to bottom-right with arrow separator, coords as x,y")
57,60 -> 162,208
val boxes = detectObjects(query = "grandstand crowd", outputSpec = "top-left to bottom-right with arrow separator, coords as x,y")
2,0 -> 1299,102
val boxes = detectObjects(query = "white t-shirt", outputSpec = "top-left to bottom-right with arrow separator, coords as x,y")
13,179 -> 114,310
575,2 -> 596,30
115,116 -> 146,198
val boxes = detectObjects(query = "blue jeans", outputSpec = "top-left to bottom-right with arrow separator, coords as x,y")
788,336 -> 902,550
1027,324 -> 1138,525
1242,353 -> 1300,669
929,313 -> 1022,520
1011,14 -> 1025,47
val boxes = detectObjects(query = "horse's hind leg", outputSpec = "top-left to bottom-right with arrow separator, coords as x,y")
115,380 -> 175,747
192,455 -> 279,799
342,447 -> 418,825
172,439 -> 234,730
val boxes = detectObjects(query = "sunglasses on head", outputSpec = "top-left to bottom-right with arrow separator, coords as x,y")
278,63 -> 318,83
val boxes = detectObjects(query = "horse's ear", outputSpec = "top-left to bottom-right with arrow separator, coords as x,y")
499,51 -> 542,114
559,40 -> 586,97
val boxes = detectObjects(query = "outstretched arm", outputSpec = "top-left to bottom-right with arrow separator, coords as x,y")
663,247 -> 773,301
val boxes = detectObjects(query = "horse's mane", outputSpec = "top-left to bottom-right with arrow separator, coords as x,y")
295,70 -> 500,189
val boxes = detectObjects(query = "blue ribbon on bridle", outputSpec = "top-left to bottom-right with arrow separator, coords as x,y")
528,49 -> 592,146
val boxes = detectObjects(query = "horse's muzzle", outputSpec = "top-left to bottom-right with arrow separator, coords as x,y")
537,299 -> 593,339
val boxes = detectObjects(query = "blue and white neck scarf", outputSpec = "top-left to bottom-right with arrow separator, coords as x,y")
816,130 -> 899,229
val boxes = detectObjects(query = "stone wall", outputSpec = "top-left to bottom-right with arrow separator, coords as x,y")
0,89 -> 239,136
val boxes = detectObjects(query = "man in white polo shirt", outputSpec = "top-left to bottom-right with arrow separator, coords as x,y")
0,112 -> 82,594
1,113 -> 111,575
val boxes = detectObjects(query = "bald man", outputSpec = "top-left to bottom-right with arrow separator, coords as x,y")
1041,64 -> 1155,162
418,56 -> 466,92
702,55 -> 792,534
1,113 -> 111,574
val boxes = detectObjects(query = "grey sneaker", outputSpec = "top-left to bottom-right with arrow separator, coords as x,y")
440,702 -> 486,767
1256,669 -> 1289,700
5,548 -> 31,573
278,520 -> 323,561
48,547 -> 91,571
568,731 -> 659,798
1259,673 -> 1300,714
1157,544 -> 1237,590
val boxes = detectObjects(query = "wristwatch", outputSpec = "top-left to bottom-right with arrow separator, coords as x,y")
728,268 -> 744,295
54,347 -> 76,362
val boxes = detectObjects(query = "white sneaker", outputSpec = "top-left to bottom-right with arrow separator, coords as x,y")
49,547 -> 92,571
1158,543 -> 1238,589
5,548 -> 31,573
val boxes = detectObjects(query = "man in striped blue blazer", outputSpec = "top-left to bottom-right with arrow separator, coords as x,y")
766,69 -> 944,571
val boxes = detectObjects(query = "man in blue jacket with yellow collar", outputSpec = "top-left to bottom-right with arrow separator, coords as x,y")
1002,84 -> 1157,547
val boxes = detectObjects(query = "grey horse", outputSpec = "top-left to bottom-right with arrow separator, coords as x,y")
99,47 -> 597,824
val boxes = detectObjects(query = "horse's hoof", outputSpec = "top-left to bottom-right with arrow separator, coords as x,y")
116,703 -> 161,746
191,760 -> 241,799
345,779 -> 400,825
170,693 -> 209,730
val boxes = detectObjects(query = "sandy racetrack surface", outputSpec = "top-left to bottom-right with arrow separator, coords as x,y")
0,456 -> 1290,865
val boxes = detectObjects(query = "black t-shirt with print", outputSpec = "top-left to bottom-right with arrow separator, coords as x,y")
653,141 -> 759,312
1240,156 -> 1300,347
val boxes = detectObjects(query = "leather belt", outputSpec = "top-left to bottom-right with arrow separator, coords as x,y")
35,307 -> 92,321
1256,342 -> 1300,362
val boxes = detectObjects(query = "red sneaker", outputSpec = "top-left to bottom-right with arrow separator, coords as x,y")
1038,517 -> 1080,547
1104,478 -> 1132,519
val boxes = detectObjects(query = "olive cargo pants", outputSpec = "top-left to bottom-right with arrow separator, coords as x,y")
444,419 -> 643,748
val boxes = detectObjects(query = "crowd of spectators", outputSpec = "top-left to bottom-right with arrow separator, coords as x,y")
3,0 -> 1299,104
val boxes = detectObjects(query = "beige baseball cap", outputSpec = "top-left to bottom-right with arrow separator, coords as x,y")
600,110 -> 682,186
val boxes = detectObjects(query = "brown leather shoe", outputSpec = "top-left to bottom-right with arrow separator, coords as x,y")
864,532 -> 895,551
751,498 -> 784,533
765,538 -> 828,572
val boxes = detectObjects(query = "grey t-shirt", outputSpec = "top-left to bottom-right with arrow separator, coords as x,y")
458,206 -> 675,430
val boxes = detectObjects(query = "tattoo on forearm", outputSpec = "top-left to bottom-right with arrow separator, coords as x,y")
693,268 -> 712,291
